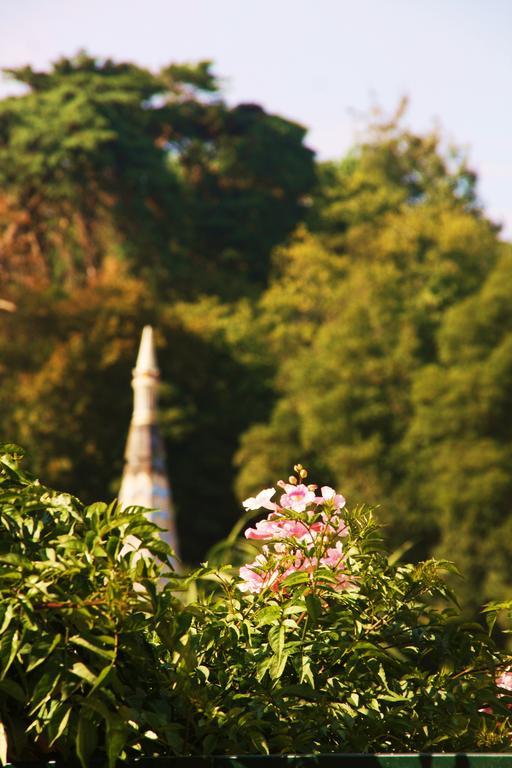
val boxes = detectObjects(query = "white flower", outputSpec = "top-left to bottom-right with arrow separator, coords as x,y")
242,487 -> 277,511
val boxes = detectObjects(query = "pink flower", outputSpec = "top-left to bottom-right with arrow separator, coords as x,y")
310,520 -> 328,537
315,486 -> 346,510
242,488 -> 277,512
245,515 -> 317,542
322,514 -> 349,538
320,541 -> 344,569
497,669 -> 512,711
497,670 -> 512,692
281,543 -> 351,592
332,571 -> 353,591
479,668 -> 512,714
244,518 -> 283,540
238,473 -> 353,596
319,542 -> 352,591
292,550 -> 317,572
280,483 -> 316,512
238,554 -> 280,593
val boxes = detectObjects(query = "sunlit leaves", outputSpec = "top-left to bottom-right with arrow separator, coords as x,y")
0,444 -> 187,766
181,496 -> 511,754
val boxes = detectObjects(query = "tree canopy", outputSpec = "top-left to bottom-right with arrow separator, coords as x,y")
0,52 -> 314,293
1,54 -> 511,623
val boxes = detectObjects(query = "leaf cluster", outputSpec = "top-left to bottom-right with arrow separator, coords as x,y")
1,447 -> 511,762
0,443 -> 187,766
177,504 -> 511,754
0,52 -> 315,292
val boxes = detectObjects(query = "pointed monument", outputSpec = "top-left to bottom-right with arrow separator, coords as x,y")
119,326 -> 178,555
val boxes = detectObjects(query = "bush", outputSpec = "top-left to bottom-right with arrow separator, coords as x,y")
0,447 -> 510,764
178,467 -> 512,753
0,443 -> 187,767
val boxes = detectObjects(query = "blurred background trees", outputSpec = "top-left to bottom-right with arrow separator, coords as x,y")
1,54 -> 511,620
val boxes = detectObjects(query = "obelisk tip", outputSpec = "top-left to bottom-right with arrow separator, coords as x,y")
135,325 -> 158,374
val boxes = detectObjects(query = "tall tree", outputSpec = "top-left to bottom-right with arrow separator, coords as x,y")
236,114 -> 504,573
0,52 -> 314,294
405,251 -> 512,613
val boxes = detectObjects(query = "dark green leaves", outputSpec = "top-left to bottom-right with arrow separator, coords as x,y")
181,497 -> 510,755
0,444 -> 184,766
1,446 -> 510,761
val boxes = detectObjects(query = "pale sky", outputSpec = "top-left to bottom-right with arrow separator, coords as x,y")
1,0 -> 511,236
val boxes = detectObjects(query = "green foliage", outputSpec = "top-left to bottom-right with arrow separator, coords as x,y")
405,252 -> 512,614
0,280 -> 273,563
0,53 -> 180,286
1,51 -> 511,619
176,474 -> 511,754
0,51 -> 314,563
0,266 -> 152,502
234,112 -> 510,612
0,442 -> 187,766
0,447 -> 510,761
157,297 -> 274,561
0,52 -> 314,292
309,99 -> 480,246
236,204 -> 503,546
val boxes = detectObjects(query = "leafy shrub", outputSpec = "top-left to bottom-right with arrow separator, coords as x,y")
0,447 -> 510,764
0,443 -> 186,767
179,466 -> 512,754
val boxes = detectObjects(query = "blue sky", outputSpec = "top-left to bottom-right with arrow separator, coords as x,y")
1,0 -> 511,236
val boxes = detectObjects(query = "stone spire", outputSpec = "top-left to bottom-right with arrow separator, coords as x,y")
118,326 -> 178,555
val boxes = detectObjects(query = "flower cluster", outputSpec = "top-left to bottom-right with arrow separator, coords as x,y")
238,466 -> 351,595
497,669 -> 512,694
481,669 -> 512,716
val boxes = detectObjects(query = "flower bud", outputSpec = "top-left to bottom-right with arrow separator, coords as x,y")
294,463 -> 303,473
299,468 -> 308,479
288,475 -> 298,485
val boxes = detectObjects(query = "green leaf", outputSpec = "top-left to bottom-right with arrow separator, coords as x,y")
0,720 -> 7,766
268,624 -> 285,656
0,605 -> 14,635
0,629 -> 20,679
305,593 -> 321,623
106,712 -> 127,768
0,679 -> 25,702
89,663 -> 114,695
29,671 -> 61,713
70,662 -> 97,685
283,600 -> 306,616
256,656 -> 271,682
76,712 -> 98,768
69,635 -> 114,659
268,650 -> 288,681
255,605 -> 281,626
26,633 -> 62,672
0,442 -> 25,457
0,552 -> 26,567
250,730 -> 269,754
348,692 -> 360,707
280,571 -> 310,587
300,656 -> 315,687
49,704 -> 71,745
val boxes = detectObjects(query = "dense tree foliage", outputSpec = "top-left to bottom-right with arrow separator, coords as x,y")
1,55 -> 511,620
0,52 -> 308,560
0,52 -> 314,293
405,253 -> 512,611
235,115 -> 511,617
